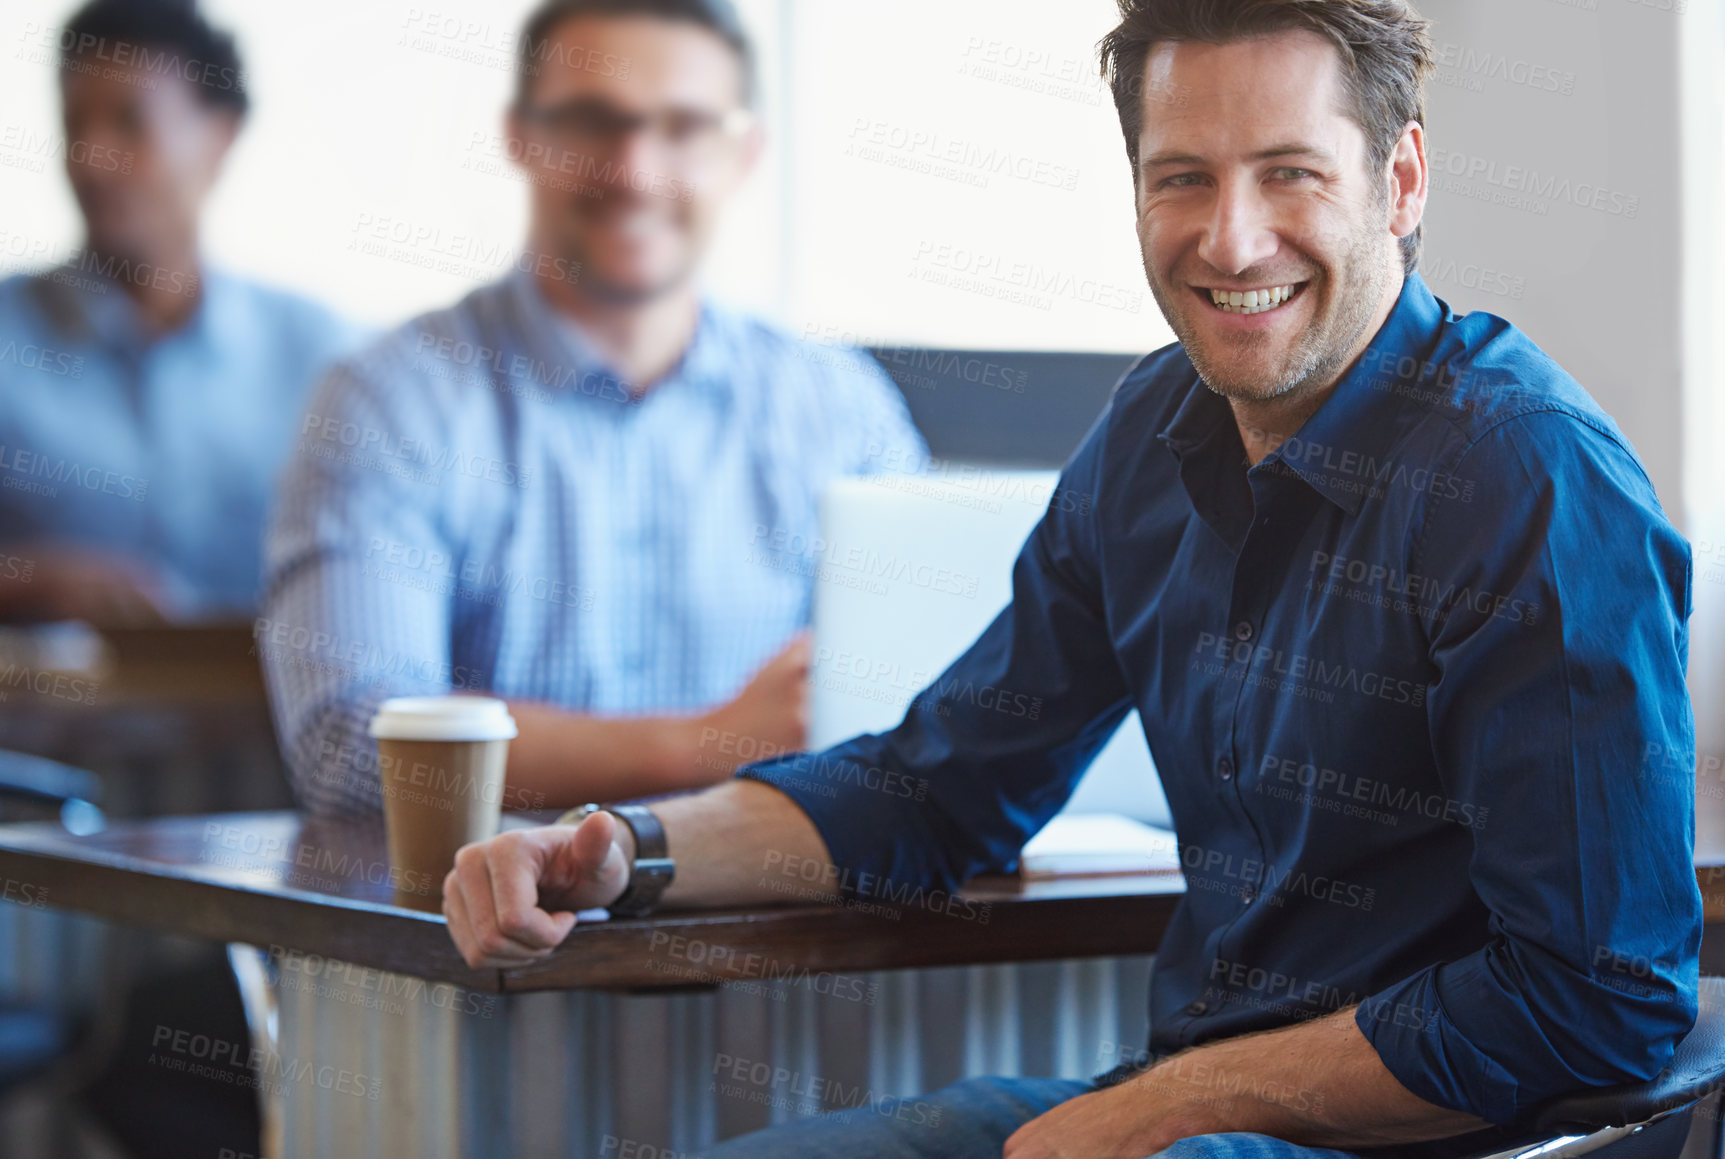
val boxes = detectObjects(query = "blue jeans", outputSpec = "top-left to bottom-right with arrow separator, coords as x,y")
701,1074 -> 1367,1158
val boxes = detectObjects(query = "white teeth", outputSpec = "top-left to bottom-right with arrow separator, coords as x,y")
1207,283 -> 1300,315
616,211 -> 659,237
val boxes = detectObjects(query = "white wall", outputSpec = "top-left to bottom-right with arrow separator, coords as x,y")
1413,0 -> 1687,520
1676,0 -> 1725,778
774,0 -> 1160,354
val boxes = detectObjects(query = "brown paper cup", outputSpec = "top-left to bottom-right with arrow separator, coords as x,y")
368,697 -> 518,911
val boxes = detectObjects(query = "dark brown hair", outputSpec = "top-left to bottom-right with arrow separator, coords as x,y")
1099,0 -> 1434,273
61,0 -> 248,115
513,0 -> 754,112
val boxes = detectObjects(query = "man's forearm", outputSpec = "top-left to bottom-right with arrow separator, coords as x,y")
633,779 -> 838,910
1143,1004 -> 1491,1149
503,701 -> 717,809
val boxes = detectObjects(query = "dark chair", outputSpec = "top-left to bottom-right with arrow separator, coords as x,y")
867,346 -> 1140,468
0,748 -> 105,837
1457,975 -> 1725,1158
0,751 -> 265,1156
0,749 -> 105,1102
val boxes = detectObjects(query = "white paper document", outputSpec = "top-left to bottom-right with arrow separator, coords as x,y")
1017,813 -> 1183,879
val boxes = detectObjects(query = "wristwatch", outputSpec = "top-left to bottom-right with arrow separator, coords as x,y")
559,802 -> 675,917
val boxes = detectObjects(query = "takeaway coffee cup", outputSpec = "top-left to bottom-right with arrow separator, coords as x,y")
368,696 -> 518,909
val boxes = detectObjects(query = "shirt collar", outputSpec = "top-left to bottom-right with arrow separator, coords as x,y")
504,265 -> 726,408
1157,361 -> 1234,456
1258,272 -> 1446,515
1156,369 -> 1253,549
1158,271 -> 1449,519
31,259 -> 221,354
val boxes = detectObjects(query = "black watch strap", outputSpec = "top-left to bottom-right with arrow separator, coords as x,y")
570,802 -> 674,917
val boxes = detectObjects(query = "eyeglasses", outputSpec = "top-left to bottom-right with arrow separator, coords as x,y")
517,97 -> 754,163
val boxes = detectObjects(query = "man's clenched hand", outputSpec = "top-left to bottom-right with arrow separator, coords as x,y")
443,811 -> 632,969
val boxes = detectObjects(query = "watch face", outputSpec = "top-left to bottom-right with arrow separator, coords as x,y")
610,858 -> 675,918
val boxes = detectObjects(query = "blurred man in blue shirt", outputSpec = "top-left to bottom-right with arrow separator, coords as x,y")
0,0 -> 361,624
0,6 -> 362,1159
443,2 -> 1702,1158
260,0 -> 927,816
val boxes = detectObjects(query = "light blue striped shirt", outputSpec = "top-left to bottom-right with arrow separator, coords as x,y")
262,269 -> 927,817
0,266 -> 361,616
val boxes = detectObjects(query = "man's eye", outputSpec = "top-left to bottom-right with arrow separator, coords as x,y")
571,109 -> 620,135
1273,167 -> 1315,181
661,113 -> 712,143
1159,173 -> 1203,189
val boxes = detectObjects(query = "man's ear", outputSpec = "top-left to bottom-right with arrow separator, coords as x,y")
697,118 -> 764,203
1387,119 -> 1427,243
731,120 -> 765,188
197,107 -> 242,191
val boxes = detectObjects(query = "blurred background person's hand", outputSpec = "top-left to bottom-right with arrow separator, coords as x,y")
693,629 -> 810,777
0,543 -> 171,626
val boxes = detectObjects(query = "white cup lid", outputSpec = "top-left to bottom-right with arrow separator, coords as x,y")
367,696 -> 518,742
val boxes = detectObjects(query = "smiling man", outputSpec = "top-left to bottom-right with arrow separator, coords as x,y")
441,2 -> 1701,1157
263,0 -> 926,816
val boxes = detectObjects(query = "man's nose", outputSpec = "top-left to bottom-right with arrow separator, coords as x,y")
1196,179 -> 1280,276
602,126 -> 665,193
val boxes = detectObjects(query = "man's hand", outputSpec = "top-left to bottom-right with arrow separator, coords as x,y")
1006,1006 -> 1489,1157
443,811 -> 633,969
0,545 -> 170,626
693,631 -> 810,779
1003,1073 -> 1208,1159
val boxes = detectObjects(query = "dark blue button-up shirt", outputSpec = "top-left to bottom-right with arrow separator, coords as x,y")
740,273 -> 1701,1136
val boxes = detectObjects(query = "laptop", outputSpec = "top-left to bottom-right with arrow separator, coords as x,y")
808,469 -> 1171,826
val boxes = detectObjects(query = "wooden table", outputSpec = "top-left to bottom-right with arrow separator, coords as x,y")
0,810 -> 1188,1158
6,807 -> 1725,1158
0,810 -> 1188,993
6,808 -> 1725,985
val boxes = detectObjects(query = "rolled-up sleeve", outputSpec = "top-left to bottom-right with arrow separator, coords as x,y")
1356,411 -> 1702,1126
260,357 -> 463,819
738,405 -> 1135,897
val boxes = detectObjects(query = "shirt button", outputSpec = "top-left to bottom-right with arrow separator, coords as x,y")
1233,621 -> 1254,642
1241,884 -> 1257,905
1216,758 -> 1234,780
1185,1001 -> 1209,1016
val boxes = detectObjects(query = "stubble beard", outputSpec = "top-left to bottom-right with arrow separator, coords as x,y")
1144,204 -> 1395,407
549,197 -> 701,308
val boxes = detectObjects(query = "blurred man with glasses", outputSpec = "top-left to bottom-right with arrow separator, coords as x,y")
262,0 -> 926,817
